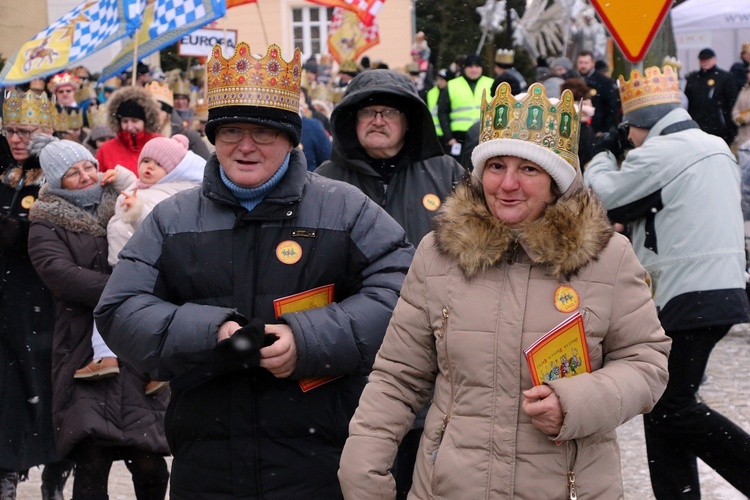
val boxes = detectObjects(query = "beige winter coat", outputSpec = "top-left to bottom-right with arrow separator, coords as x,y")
339,182 -> 670,499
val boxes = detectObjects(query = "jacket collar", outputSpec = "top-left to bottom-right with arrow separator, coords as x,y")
434,182 -> 613,280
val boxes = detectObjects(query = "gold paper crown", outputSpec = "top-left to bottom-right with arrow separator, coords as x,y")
86,104 -> 108,128
102,76 -> 122,90
146,81 -> 174,108
2,90 -> 55,128
48,71 -> 80,93
207,42 -> 302,114
338,59 -> 361,75
478,82 -> 580,169
54,106 -> 83,131
618,66 -> 681,118
495,49 -> 515,65
170,79 -> 192,97
743,41 -> 750,54
194,98 -> 208,121
662,56 -> 682,70
75,83 -> 98,104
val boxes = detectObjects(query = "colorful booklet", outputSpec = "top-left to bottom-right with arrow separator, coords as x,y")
273,284 -> 340,392
524,311 -> 592,386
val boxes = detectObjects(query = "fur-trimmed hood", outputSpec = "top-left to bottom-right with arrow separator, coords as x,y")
105,86 -> 161,133
29,184 -> 120,237
434,182 -> 613,280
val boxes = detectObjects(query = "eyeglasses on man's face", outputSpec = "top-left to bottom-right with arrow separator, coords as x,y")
357,107 -> 402,122
61,163 -> 98,181
1,127 -> 39,142
215,126 -> 281,144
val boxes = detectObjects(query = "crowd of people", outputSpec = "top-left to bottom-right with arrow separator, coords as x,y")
1,25 -> 750,500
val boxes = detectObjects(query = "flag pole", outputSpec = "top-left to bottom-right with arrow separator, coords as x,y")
254,2 -> 269,46
131,27 -> 141,85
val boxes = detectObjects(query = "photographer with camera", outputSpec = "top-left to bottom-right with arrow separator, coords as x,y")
585,66 -> 750,499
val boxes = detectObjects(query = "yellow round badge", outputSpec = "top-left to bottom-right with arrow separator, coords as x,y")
276,240 -> 303,265
554,285 -> 580,313
708,79 -> 715,86
422,194 -> 441,211
21,195 -> 35,209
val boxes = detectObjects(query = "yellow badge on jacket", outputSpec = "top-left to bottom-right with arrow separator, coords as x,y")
422,194 -> 441,211
21,196 -> 35,209
276,240 -> 302,265
554,285 -> 580,313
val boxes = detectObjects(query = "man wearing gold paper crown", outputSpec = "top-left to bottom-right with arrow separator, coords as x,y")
95,41 -> 413,499
338,82 -> 669,499
0,90 -> 72,498
585,66 -> 750,498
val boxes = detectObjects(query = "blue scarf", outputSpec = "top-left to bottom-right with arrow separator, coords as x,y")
220,153 -> 290,212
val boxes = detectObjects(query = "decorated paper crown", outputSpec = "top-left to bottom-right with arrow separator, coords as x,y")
54,107 -> 83,131
662,56 -> 682,70
48,71 -> 80,93
2,90 -> 55,128
472,82 -> 580,192
206,42 -> 302,115
339,59 -> 361,75
75,84 -> 98,104
743,41 -> 750,54
495,49 -> 515,65
194,98 -> 208,121
146,81 -> 174,108
170,79 -> 192,97
101,76 -> 122,91
618,66 -> 681,119
86,104 -> 108,128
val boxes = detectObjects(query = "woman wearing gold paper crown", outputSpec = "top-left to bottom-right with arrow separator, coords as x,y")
95,41 -> 413,499
338,82 -> 670,499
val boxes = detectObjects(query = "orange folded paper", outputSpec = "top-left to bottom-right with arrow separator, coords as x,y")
274,284 -> 339,392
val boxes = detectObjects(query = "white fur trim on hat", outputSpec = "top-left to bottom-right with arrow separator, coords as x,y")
471,138 -> 577,193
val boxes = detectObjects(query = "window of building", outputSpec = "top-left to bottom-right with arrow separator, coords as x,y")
291,6 -> 334,60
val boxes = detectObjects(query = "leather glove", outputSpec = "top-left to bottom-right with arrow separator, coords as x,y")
214,318 -> 277,369
0,214 -> 21,249
592,126 -> 624,158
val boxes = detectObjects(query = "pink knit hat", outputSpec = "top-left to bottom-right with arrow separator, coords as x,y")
138,134 -> 189,173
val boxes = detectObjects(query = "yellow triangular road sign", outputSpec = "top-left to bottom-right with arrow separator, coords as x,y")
591,0 -> 673,62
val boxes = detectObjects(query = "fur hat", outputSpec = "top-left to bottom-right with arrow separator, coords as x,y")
31,135 -> 97,189
138,134 -> 189,173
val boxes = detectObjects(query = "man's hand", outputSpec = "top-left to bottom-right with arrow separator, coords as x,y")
522,385 -> 564,436
260,323 -> 297,378
217,320 -> 242,342
591,126 -> 624,158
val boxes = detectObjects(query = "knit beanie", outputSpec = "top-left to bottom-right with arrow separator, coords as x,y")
31,135 -> 98,189
138,134 -> 189,173
116,99 -> 147,121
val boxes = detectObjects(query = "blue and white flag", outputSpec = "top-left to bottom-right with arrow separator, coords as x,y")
101,0 -> 227,81
0,0 -> 142,84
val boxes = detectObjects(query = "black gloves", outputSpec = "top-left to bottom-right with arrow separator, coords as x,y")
592,126 -> 624,158
214,318 -> 278,369
0,214 -> 21,249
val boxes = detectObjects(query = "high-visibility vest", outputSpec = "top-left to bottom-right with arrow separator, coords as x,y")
426,86 -> 442,136
447,76 -> 493,133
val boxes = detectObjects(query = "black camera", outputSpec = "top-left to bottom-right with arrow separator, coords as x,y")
617,122 -> 634,151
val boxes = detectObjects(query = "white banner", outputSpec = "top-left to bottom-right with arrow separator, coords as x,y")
179,28 -> 237,58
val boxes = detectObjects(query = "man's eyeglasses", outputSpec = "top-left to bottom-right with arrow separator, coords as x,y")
215,127 -> 280,144
1,127 -> 39,141
357,108 -> 402,122
61,163 -> 97,181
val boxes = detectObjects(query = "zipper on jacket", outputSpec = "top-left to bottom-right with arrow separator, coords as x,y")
507,240 -> 520,264
565,440 -> 579,500
432,306 -> 454,494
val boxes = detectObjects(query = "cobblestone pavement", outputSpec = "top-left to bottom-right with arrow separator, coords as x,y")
18,327 -> 750,499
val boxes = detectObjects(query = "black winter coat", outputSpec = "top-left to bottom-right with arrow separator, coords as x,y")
685,65 -> 740,145
95,150 -> 414,499
28,184 -> 169,458
0,156 -> 59,471
317,69 -> 467,246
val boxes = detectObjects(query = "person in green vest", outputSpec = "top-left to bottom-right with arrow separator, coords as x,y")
437,53 -> 493,159
426,68 -> 452,152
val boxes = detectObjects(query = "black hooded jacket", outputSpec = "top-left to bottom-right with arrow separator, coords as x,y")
316,70 -> 466,246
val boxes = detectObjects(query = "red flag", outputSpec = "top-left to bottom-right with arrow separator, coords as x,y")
308,0 -> 384,26
327,7 -> 379,64
227,0 -> 256,7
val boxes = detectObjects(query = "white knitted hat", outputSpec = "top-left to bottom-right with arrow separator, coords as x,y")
32,135 -> 98,189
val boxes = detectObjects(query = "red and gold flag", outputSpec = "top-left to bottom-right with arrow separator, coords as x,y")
327,7 -> 379,64
308,0 -> 384,26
